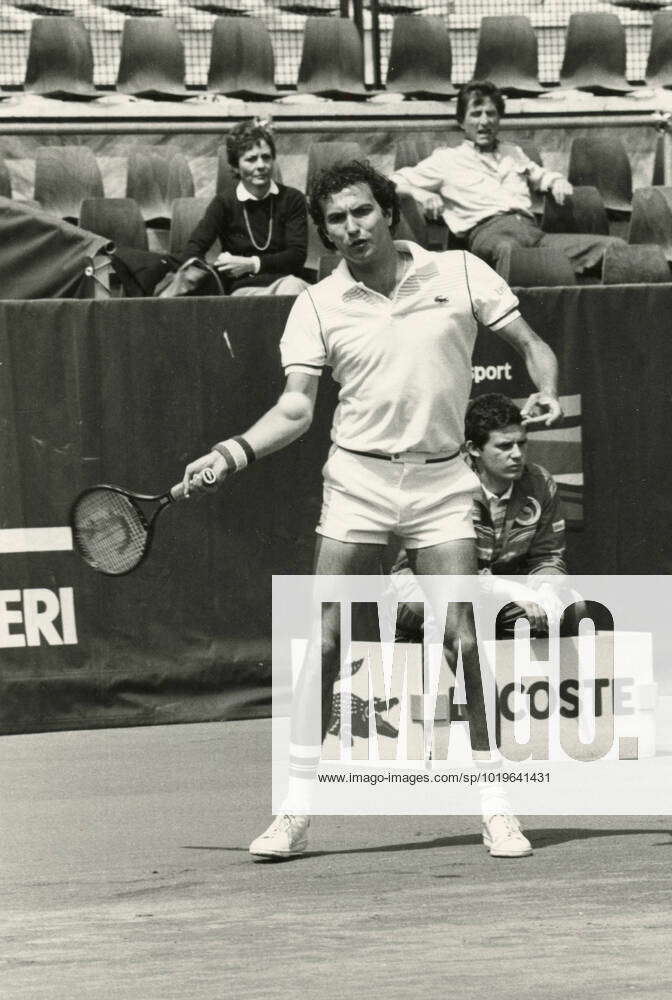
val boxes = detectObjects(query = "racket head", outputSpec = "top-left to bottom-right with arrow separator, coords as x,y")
70,485 -> 155,576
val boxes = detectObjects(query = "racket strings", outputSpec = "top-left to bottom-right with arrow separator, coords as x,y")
73,489 -> 149,574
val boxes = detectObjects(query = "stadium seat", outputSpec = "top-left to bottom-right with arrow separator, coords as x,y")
393,140 -> 460,249
560,13 -> 632,94
79,198 -> 148,251
602,244 -> 671,284
0,161 -> 10,199
13,0 -> 75,12
568,136 -> 633,214
542,185 -> 610,236
393,137 -> 438,172
190,0 -> 254,13
306,140 -> 364,196
126,146 -> 177,225
646,12 -> 672,89
33,146 -> 104,223
296,18 -> 368,99
652,130 -> 669,186
518,141 -> 544,215
169,197 -> 220,262
473,16 -> 546,96
167,154 -> 195,202
276,0 -> 338,12
628,186 -> 672,262
385,15 -> 457,100
305,140 -> 363,269
24,16 -> 98,100
116,18 -> 190,100
207,17 -> 278,99
100,0 -> 174,14
377,0 -> 427,11
396,191 -> 448,251
499,248 -> 577,287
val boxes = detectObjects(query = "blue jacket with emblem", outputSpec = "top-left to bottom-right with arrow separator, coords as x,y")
473,462 -> 566,576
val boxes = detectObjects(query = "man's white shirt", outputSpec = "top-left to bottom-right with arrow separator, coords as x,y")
280,241 -> 520,455
391,141 -> 564,237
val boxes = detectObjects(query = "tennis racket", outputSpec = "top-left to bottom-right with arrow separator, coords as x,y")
70,468 -> 217,576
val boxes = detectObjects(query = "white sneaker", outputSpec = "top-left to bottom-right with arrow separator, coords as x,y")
249,814 -> 310,859
482,814 -> 533,858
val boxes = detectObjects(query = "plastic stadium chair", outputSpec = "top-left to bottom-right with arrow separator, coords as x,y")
499,247 -> 577,288
396,191 -> 448,251
385,16 -> 457,100
602,243 -> 670,284
13,0 -> 75,12
516,141 -> 544,215
34,146 -> 104,223
169,197 -> 220,262
276,0 -> 338,13
0,161 -> 10,199
542,186 -> 610,236
306,140 -> 363,193
646,12 -> 672,89
207,17 -> 278,99
187,0 -> 253,13
568,136 -> 633,214
167,154 -> 195,202
394,137 -> 438,172
473,16 -> 546,96
296,18 -> 368,99
628,187 -> 672,262
100,0 -> 175,14
393,140 -> 459,249
560,13 -> 632,94
79,198 -> 148,251
126,146 -> 175,225
377,0 -> 427,12
305,141 -> 363,268
116,18 -> 190,100
24,16 -> 97,100
652,130 -> 668,186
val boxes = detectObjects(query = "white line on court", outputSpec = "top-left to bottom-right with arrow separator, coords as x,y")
0,527 -> 73,554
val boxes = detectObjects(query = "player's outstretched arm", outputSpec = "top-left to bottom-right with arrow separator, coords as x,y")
494,316 -> 562,427
182,372 -> 319,496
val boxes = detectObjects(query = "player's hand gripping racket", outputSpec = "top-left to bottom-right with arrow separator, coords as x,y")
70,469 -> 217,576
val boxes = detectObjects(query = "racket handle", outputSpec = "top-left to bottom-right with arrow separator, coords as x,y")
170,467 -> 218,502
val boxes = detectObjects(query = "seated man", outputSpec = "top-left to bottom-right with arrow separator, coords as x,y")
394,392 -> 568,640
391,79 -> 625,278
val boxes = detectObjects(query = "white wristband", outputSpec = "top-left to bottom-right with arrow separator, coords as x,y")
212,436 -> 256,472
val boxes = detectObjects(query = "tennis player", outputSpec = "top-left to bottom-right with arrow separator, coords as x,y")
182,160 -> 562,860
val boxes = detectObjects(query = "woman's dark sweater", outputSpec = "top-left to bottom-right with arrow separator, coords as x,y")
181,184 -> 308,290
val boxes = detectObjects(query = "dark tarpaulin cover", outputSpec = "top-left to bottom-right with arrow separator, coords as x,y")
0,196 -> 110,299
1,289 -> 672,734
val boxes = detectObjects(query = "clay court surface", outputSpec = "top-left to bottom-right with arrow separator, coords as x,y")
2,719 -> 671,999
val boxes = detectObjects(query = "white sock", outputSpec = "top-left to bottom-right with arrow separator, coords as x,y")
280,743 -> 321,814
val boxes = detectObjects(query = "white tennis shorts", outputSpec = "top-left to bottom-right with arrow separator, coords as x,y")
317,446 -> 480,548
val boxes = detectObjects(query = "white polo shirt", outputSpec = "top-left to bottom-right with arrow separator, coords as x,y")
280,241 -> 520,455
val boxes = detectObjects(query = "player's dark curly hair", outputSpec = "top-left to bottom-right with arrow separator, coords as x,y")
465,393 -> 522,448
308,160 -> 400,250
456,79 -> 505,124
226,119 -> 276,170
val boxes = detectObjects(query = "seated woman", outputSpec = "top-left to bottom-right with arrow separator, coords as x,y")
181,118 -> 309,296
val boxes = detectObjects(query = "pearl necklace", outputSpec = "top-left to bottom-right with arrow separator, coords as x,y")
243,201 -> 274,252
